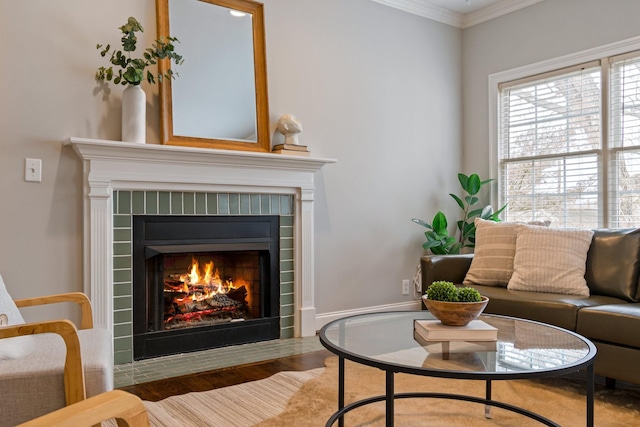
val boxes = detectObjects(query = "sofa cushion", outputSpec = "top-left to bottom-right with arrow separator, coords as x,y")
585,228 -> 640,302
462,219 -> 520,288
471,284 -> 623,331
577,303 -> 640,348
0,274 -> 35,360
507,227 -> 594,296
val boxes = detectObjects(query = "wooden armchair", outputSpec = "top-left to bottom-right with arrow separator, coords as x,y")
0,276 -> 113,426
16,390 -> 149,427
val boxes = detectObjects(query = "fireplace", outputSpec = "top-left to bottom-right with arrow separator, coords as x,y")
132,215 -> 280,360
66,137 -> 335,364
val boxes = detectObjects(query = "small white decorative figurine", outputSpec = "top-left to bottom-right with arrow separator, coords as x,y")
276,114 -> 303,146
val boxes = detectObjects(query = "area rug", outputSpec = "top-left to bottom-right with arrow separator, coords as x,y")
110,356 -> 640,426
256,357 -> 640,426
139,368 -> 324,427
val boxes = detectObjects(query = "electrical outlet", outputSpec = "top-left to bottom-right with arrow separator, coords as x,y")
402,279 -> 410,295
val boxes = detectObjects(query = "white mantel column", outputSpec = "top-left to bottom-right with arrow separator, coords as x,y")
84,177 -> 113,333
297,188 -> 316,337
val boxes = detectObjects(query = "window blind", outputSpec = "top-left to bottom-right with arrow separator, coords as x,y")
609,55 -> 640,227
499,64 -> 602,228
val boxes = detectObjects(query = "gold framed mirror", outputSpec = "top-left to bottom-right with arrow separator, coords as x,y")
156,0 -> 270,152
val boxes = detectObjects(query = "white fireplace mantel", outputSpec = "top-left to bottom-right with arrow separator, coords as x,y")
65,137 -> 335,338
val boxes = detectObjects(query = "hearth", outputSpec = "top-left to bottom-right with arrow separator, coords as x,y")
133,215 -> 280,360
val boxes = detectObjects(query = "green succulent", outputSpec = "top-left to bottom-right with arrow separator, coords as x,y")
426,281 -> 459,302
457,287 -> 482,302
95,17 -> 184,86
426,281 -> 483,302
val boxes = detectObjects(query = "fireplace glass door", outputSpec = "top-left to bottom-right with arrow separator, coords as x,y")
133,216 -> 280,360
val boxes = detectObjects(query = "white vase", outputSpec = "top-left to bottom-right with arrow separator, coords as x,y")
121,85 -> 146,143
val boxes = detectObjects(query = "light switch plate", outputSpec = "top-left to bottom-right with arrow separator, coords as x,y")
25,158 -> 42,182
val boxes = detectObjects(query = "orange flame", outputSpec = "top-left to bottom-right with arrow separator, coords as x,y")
177,257 -> 229,301
203,261 -> 214,284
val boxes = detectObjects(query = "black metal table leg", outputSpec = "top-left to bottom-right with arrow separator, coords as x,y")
338,357 -> 345,427
485,380 -> 492,419
587,363 -> 594,427
386,370 -> 394,427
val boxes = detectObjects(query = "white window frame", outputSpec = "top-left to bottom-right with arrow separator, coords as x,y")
488,36 -> 640,226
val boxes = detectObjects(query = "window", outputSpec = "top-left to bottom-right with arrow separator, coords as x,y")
609,54 -> 640,227
497,51 -> 640,229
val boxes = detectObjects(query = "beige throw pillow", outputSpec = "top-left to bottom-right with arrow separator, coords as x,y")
462,219 -> 520,287
507,226 -> 594,296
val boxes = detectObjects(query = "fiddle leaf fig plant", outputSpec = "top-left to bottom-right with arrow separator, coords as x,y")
95,17 -> 184,86
412,173 -> 507,255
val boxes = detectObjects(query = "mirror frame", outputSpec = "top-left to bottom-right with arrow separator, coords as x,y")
156,0 -> 271,152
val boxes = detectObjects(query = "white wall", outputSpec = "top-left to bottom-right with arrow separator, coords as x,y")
462,0 -> 640,180
0,0 -> 462,323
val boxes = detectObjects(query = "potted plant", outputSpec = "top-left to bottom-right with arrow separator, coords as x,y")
412,173 -> 507,255
422,281 -> 488,326
95,17 -> 184,143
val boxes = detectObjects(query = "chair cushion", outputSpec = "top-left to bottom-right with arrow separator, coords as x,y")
507,227 -> 594,296
0,327 -> 113,426
0,274 -> 35,360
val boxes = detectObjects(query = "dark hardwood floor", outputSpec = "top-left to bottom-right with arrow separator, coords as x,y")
118,349 -> 333,402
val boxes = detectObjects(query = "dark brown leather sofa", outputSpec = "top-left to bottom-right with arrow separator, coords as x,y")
421,228 -> 640,386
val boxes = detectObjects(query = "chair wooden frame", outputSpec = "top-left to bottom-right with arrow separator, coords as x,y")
16,390 -> 149,427
0,292 -> 95,406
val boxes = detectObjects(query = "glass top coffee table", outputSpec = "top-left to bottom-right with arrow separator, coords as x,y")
319,311 -> 596,427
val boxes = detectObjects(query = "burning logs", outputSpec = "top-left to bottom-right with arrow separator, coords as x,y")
227,285 -> 248,304
164,281 -> 249,329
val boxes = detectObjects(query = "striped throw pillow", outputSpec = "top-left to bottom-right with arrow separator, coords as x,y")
463,219 -> 520,287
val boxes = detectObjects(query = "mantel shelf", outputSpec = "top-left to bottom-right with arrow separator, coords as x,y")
64,137 -> 336,173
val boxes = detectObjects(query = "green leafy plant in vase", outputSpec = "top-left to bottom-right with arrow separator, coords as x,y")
412,173 -> 507,255
95,17 -> 183,86
94,17 -> 184,143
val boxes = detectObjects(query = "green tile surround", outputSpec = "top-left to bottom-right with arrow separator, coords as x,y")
112,191 -> 295,365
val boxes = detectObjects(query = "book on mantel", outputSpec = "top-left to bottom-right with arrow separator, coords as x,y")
414,319 -> 498,342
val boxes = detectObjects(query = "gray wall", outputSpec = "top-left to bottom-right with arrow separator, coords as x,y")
0,0 -> 461,322
462,0 -> 640,180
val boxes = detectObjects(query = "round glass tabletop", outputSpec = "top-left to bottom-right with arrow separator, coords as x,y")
319,311 -> 596,380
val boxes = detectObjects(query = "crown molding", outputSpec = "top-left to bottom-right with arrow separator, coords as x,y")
462,0 -> 545,29
371,0 -> 544,29
371,0 -> 462,28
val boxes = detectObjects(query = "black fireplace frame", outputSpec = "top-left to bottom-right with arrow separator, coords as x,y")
132,215 -> 280,360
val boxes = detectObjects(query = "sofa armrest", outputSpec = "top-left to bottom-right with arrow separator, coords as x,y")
14,292 -> 93,330
421,254 -> 474,292
0,319 -> 86,406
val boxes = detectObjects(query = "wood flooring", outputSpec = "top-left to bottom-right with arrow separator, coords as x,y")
118,349 -> 333,402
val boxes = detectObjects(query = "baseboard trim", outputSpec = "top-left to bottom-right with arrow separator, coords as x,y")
314,300 -> 422,332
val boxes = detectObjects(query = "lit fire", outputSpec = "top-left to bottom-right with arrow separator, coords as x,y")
175,258 -> 237,303
163,255 -> 252,328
